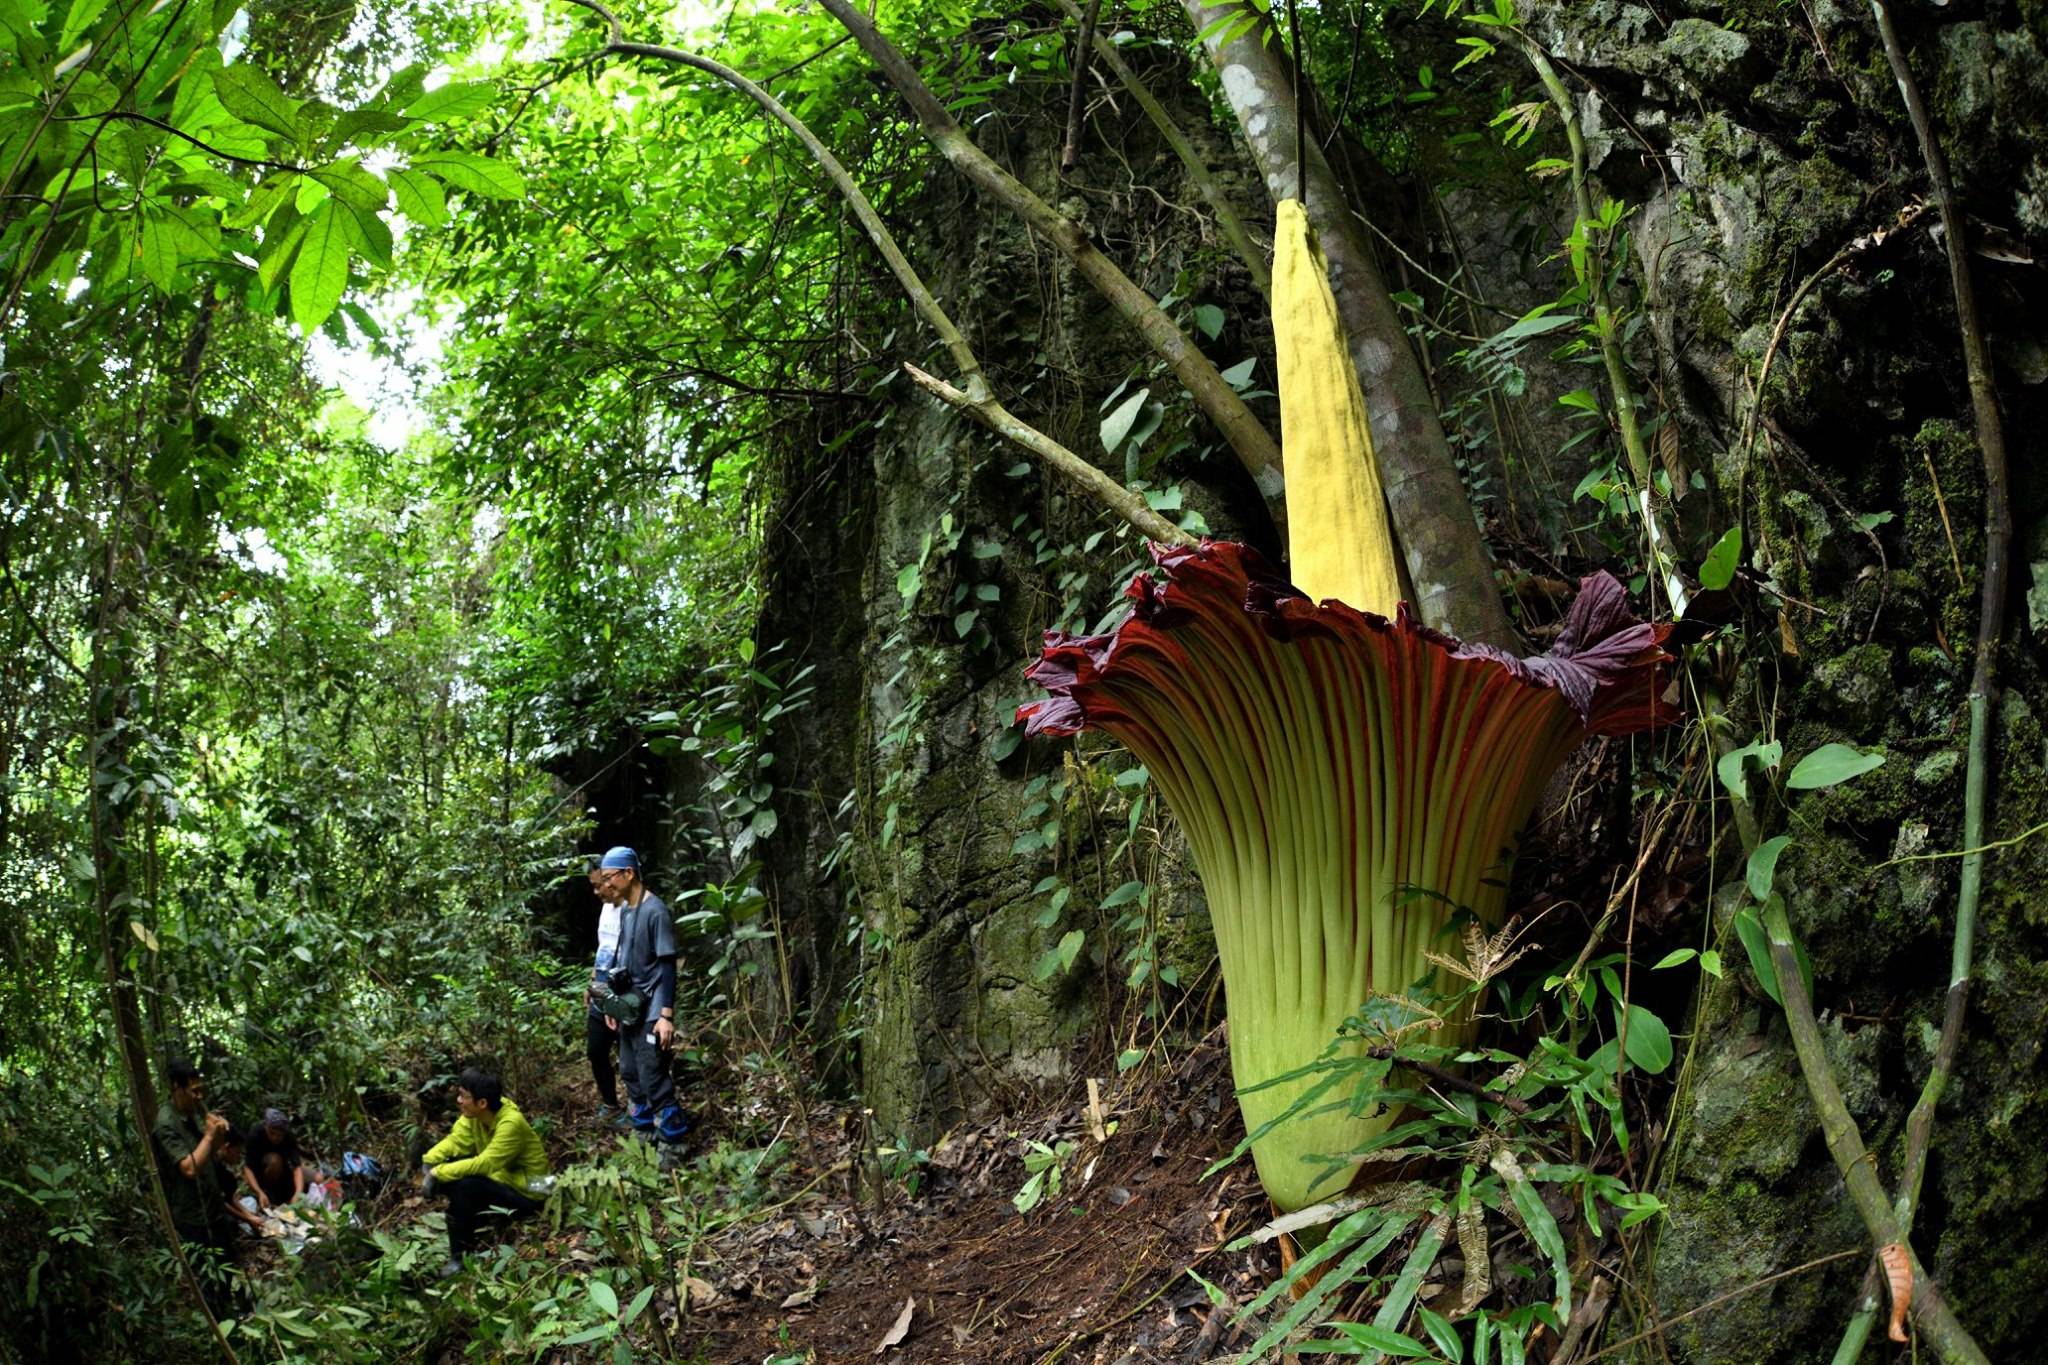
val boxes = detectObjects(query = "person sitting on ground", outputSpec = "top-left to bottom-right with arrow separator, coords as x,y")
214,1124 -> 267,1237
418,1067 -> 551,1278
583,862 -> 629,1126
243,1107 -> 306,1209
597,846 -> 689,1149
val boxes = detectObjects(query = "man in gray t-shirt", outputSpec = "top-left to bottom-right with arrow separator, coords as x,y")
596,846 -> 687,1146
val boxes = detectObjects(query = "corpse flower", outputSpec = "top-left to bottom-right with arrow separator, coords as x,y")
1018,202 -> 1675,1213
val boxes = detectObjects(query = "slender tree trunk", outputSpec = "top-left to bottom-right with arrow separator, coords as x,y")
1180,0 -> 1513,647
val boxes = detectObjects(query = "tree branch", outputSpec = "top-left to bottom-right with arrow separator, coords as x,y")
812,0 -> 1285,531
560,0 -> 1190,547
1052,0 -> 1269,299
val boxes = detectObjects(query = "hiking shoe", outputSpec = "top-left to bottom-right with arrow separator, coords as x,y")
594,1103 -> 617,1124
437,1258 -> 463,1281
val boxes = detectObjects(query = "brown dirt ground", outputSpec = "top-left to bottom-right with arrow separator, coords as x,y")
664,1033 -> 1292,1365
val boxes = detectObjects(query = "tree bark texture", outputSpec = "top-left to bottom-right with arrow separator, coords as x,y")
1180,0 -> 1513,648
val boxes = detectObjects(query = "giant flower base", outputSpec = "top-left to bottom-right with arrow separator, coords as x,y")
1020,540 -> 1674,1211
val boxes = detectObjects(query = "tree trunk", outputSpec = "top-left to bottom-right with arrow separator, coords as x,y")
1180,0 -> 1513,647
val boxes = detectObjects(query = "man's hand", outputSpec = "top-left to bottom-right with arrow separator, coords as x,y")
653,1017 -> 674,1050
420,1168 -> 439,1198
205,1111 -> 229,1138
604,1014 -> 617,1033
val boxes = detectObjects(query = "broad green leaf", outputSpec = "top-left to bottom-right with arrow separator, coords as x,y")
310,160 -> 389,213
386,166 -> 449,226
1698,525 -> 1742,590
58,0 -> 112,52
137,211 -> 179,292
1192,302 -> 1224,339
1746,834 -> 1792,901
1651,948 -> 1696,969
403,81 -> 498,122
622,1284 -> 655,1325
589,1279 -> 619,1318
1732,905 -> 1779,1005
324,108 -> 413,152
257,210 -> 309,294
289,201 -> 352,331
1786,743 -> 1884,790
1099,388 -> 1148,456
211,65 -> 303,141
1100,880 -> 1145,909
1116,1048 -> 1144,1072
411,151 -> 526,200
1618,1003 -> 1672,1074
1715,738 -> 1781,799
1220,357 -> 1256,387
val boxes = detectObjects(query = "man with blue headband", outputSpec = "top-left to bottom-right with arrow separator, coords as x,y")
594,846 -> 688,1147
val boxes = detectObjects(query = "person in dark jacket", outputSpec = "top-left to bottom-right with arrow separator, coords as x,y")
596,847 -> 688,1147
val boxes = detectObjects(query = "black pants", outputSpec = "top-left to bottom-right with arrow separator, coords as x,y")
585,1009 -> 620,1107
618,1021 -> 687,1143
443,1176 -> 540,1257
174,1220 -> 240,1314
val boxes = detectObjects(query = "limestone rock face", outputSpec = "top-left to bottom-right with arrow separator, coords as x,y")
1519,1 -> 2048,1357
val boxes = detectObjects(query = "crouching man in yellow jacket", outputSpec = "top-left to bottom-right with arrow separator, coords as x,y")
420,1067 -> 551,1278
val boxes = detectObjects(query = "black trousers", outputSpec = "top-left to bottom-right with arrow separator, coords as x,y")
443,1176 -> 541,1257
585,1008 -> 620,1107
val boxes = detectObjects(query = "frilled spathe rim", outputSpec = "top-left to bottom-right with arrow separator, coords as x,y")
1017,540 -> 1675,743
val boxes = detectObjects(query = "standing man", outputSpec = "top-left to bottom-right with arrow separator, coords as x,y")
150,1059 -> 235,1294
583,863 -> 628,1125
598,846 -> 688,1148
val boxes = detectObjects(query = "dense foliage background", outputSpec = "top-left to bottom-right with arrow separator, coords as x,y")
4,0 -> 2044,1361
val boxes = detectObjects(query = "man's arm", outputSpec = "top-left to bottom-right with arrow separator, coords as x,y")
240,1163 -> 271,1208
436,1113 -> 521,1183
224,1192 -> 264,1231
422,1117 -> 477,1175
292,1160 -> 306,1200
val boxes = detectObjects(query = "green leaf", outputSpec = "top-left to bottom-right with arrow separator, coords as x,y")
622,1284 -> 655,1325
1785,743 -> 1884,790
1034,929 -> 1086,980
1116,1048 -> 1144,1072
1192,303 -> 1224,339
1715,738 -> 1781,799
257,211 -> 309,294
1556,388 -> 1599,414
1323,1322 -> 1431,1355
1650,948 -> 1696,970
402,81 -> 498,123
1698,525 -> 1742,591
411,151 -> 526,201
137,211 -> 179,292
953,609 -> 977,638
1099,880 -> 1145,909
211,65 -> 303,141
1220,357 -> 1256,387
57,0 -> 111,50
589,1279 -> 619,1318
289,201 -> 352,331
310,160 -> 389,213
1619,1003 -> 1673,1074
1099,388 -> 1148,456
387,166 -> 450,226
1746,834 -> 1793,901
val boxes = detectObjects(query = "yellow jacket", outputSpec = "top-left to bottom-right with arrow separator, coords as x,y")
423,1098 -> 550,1186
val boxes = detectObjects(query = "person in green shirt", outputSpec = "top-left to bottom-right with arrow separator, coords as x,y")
418,1067 -> 551,1277
149,1059 -> 237,1304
